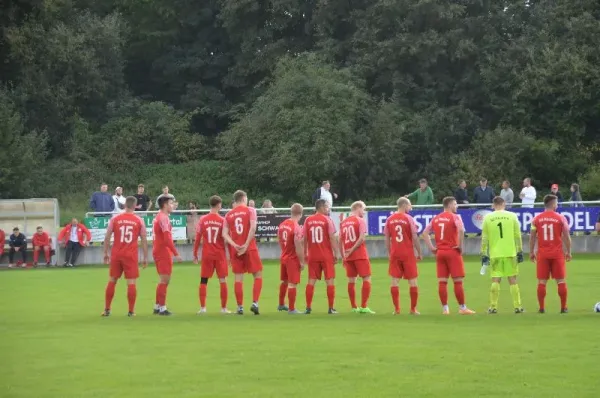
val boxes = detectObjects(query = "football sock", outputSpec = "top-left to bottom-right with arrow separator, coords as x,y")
558,282 -> 568,309
278,282 -> 287,306
199,284 -> 207,308
288,287 -> 297,311
252,278 -> 263,303
220,282 -> 228,308
127,284 -> 136,313
454,281 -> 465,306
234,281 -> 243,306
327,285 -> 335,309
105,281 -> 116,310
347,282 -> 357,308
510,284 -> 522,309
391,286 -> 400,312
157,283 -> 168,307
361,281 -> 371,308
305,284 -> 315,308
537,283 -> 546,310
489,282 -> 500,309
438,281 -> 448,306
409,286 -> 418,311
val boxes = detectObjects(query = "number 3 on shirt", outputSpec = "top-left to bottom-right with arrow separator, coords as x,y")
310,226 -> 323,243
234,217 -> 244,234
394,225 -> 404,242
120,225 -> 133,243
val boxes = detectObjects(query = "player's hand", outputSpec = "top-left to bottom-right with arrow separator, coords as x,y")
565,252 -> 572,262
237,245 -> 248,256
416,255 -> 422,261
481,255 -> 490,266
103,254 -> 109,265
174,255 -> 183,262
529,253 -> 536,262
333,193 -> 338,199
193,256 -> 199,265
517,252 -> 524,263
452,245 -> 462,254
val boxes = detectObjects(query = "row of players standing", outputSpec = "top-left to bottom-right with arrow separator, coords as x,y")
99,190 -> 574,316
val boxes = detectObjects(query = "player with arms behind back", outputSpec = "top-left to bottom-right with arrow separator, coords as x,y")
193,195 -> 230,314
277,203 -> 305,314
530,194 -> 572,313
481,196 -> 524,314
153,196 -> 183,316
223,190 -> 263,315
384,197 -> 422,315
304,199 -> 339,314
102,196 -> 148,317
423,197 -> 475,315
340,201 -> 375,314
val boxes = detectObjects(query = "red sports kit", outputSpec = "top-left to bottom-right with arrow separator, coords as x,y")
194,213 -> 228,279
425,212 -> 465,279
340,215 -> 371,278
278,219 -> 304,284
153,212 -> 178,275
304,213 -> 336,280
110,213 -> 146,279
384,212 -> 418,279
225,206 -> 263,274
532,211 -> 570,280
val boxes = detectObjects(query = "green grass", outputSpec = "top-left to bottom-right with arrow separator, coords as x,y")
2,257 -> 600,398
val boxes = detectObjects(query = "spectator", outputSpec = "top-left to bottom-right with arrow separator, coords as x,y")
186,201 -> 199,244
261,199 -> 277,214
248,199 -> 256,208
312,180 -> 338,207
596,211 -> 600,232
519,177 -> 536,208
549,184 -> 563,203
405,178 -> 434,206
473,178 -> 495,205
134,184 -> 152,212
90,183 -> 115,216
500,180 -> 514,208
155,185 -> 175,209
569,183 -> 583,207
8,227 -> 27,268
32,226 -> 52,267
453,180 -> 469,206
0,228 -> 5,259
113,187 -> 126,213
58,218 -> 91,267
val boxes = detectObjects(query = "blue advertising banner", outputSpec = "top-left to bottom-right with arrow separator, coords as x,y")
367,207 -> 600,235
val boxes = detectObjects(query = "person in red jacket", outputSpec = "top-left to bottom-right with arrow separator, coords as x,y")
0,228 -> 5,258
58,218 -> 91,267
32,226 -> 52,267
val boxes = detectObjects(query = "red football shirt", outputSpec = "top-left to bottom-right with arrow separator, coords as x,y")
225,205 -> 258,252
32,232 -> 50,246
278,219 -> 304,262
152,212 -> 178,256
304,213 -> 336,262
532,210 -> 569,258
423,211 -> 463,251
110,213 -> 145,260
194,213 -> 226,260
340,215 -> 368,261
384,212 -> 418,259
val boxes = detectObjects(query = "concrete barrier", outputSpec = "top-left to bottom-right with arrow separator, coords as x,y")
19,235 -> 599,266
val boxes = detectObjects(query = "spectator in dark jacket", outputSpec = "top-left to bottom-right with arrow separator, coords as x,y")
454,180 -> 469,206
549,184 -> 563,204
473,178 -> 495,204
8,227 -> 27,268
90,183 -> 115,215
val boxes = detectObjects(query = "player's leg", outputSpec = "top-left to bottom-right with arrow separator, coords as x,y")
103,259 -> 123,316
248,251 -> 263,315
43,245 -> 51,264
488,258 -> 503,314
345,261 -> 359,311
123,261 -> 140,316
8,247 -> 16,267
215,260 -> 230,313
198,260 -> 214,314
389,259 -> 401,314
357,260 -> 374,313
552,258 -> 568,313
156,273 -> 172,315
63,242 -> 72,267
324,262 -> 336,314
449,253 -> 474,314
286,260 -> 301,314
278,262 -> 289,311
436,253 -> 450,314
536,256 -> 550,313
70,242 -> 81,266
305,262 -> 320,314
403,259 -> 419,314
230,256 -> 245,314
506,257 -> 523,313
33,245 -> 40,265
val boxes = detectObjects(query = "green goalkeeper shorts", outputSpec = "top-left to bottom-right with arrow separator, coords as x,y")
490,257 -> 518,278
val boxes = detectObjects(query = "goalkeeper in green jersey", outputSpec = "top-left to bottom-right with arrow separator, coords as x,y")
480,196 -> 525,314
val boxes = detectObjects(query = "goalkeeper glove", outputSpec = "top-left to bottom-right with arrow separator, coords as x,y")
480,255 -> 490,275
517,252 -> 524,263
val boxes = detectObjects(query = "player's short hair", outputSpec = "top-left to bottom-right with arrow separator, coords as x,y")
351,201 -> 365,211
138,184 -> 144,188
36,226 -> 43,230
419,178 -> 427,184
158,195 -> 172,209
397,197 -> 410,208
322,180 -> 330,186
125,196 -> 137,210
233,190 -> 247,203
442,196 -> 456,208
291,203 -> 303,216
209,195 -> 222,208
492,196 -> 505,206
315,199 -> 327,210
543,194 -> 558,208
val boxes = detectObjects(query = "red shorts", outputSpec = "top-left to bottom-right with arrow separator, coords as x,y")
537,256 -> 566,280
110,257 -> 139,279
154,254 -> 173,276
308,260 -> 335,280
436,249 -> 465,279
388,256 -> 418,280
201,257 -> 228,279
231,250 -> 263,274
280,259 -> 302,284
344,259 -> 371,278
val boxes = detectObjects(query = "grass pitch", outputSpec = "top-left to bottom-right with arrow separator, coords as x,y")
2,256 -> 600,398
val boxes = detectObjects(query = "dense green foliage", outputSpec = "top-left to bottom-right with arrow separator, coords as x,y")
1,0 -> 599,208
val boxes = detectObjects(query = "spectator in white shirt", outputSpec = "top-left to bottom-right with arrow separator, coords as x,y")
112,187 -> 126,213
519,178 -> 537,208
312,180 -> 337,207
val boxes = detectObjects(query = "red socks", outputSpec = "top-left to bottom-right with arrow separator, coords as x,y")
279,282 -> 287,306
127,284 -> 136,313
361,281 -> 371,308
305,284 -> 315,308
327,285 -> 335,309
391,286 -> 400,313
234,281 -> 243,306
156,283 -> 168,307
409,286 -> 419,311
288,287 -> 297,311
454,281 -> 465,306
105,281 -> 116,310
33,248 -> 39,263
253,278 -> 262,303
348,282 -> 357,308
220,282 -> 228,308
537,283 -> 546,310
438,281 -> 448,306
199,284 -> 207,308
558,283 -> 568,310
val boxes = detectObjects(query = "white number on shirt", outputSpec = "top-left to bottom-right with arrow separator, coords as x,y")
439,223 -> 445,240
234,217 -> 244,235
310,226 -> 323,243
343,226 -> 357,244
282,230 -> 288,246
119,226 -> 133,244
394,225 -> 404,242
542,224 -> 554,241
206,227 -> 220,244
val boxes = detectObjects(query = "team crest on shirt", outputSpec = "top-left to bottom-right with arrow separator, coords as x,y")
472,210 -> 492,230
